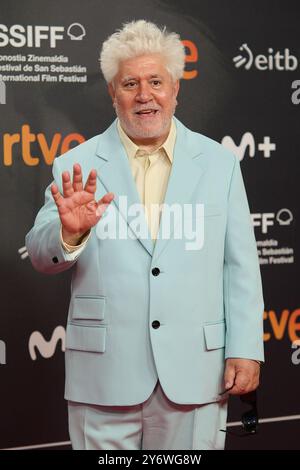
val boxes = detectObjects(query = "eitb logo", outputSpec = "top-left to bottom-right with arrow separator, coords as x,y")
233,43 -> 298,71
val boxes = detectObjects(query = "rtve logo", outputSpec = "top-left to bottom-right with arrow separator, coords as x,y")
0,23 -> 86,48
264,309 -> 300,343
252,209 -> 293,234
221,132 -> 276,161
3,124 -> 85,166
29,326 -> 65,360
233,43 -> 298,71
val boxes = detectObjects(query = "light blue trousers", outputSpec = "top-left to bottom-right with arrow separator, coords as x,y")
68,380 -> 228,450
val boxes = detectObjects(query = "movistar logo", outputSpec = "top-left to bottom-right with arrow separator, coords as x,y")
29,326 -> 65,360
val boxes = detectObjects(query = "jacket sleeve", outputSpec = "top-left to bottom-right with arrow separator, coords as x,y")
223,156 -> 265,362
25,158 -> 81,275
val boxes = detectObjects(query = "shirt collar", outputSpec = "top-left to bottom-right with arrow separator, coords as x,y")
117,117 -> 176,163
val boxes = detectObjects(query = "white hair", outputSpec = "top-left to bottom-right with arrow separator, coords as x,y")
99,19 -> 185,85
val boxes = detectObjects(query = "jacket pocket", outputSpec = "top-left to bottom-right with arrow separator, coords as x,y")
66,323 -> 106,352
203,320 -> 225,350
72,295 -> 106,321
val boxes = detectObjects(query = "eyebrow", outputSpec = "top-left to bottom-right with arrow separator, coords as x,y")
121,74 -> 163,84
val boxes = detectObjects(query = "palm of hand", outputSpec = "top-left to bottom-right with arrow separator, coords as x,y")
57,190 -> 100,234
51,164 -> 114,238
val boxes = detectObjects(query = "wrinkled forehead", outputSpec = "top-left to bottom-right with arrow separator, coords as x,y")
115,53 -> 171,82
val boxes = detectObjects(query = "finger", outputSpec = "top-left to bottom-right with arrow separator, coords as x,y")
227,385 -> 245,396
229,372 -> 251,395
72,163 -> 83,192
97,192 -> 115,206
84,169 -> 97,194
51,183 -> 64,207
224,363 -> 236,391
96,193 -> 115,218
247,375 -> 260,393
228,384 -> 252,395
241,381 -> 259,394
62,171 -> 74,198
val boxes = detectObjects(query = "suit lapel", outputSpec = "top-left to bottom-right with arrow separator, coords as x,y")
95,119 -> 154,256
152,117 -> 206,261
94,117 -> 206,259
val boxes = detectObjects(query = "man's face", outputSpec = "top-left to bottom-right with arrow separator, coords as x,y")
108,53 -> 180,142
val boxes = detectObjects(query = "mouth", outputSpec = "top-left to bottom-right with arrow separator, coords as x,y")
135,109 -> 159,118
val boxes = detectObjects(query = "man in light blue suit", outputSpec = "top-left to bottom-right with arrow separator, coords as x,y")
26,20 -> 264,450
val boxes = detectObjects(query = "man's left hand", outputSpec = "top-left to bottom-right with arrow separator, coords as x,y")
223,358 -> 260,395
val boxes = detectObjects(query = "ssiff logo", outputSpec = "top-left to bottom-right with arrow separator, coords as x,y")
67,23 -> 86,40
0,23 -> 86,48
252,208 -> 293,234
29,326 -> 65,360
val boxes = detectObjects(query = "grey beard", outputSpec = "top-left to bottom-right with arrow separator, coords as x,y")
114,102 -> 177,140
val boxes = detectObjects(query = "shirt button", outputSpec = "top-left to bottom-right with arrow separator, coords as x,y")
152,267 -> 160,276
52,256 -> 59,264
152,320 -> 160,329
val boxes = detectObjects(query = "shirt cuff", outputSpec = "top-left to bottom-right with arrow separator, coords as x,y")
60,225 -> 91,254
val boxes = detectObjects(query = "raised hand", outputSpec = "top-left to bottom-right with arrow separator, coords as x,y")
51,163 -> 114,245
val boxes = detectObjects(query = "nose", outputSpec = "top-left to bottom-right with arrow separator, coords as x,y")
135,81 -> 153,102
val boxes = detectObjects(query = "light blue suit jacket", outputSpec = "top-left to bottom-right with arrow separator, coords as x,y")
26,116 -> 264,406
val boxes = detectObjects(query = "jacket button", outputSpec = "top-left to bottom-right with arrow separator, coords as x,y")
52,256 -> 59,264
152,267 -> 160,276
152,320 -> 160,329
